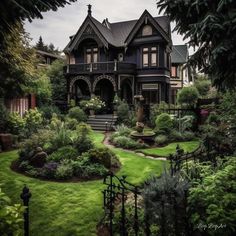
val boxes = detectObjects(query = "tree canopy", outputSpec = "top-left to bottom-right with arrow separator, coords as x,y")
157,0 -> 236,90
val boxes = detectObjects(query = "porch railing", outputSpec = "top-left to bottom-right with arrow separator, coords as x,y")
66,61 -> 136,74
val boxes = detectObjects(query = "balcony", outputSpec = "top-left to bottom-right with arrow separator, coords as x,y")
65,61 -> 136,75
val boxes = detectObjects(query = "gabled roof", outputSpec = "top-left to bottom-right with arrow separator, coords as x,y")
64,10 -> 171,51
171,45 -> 188,64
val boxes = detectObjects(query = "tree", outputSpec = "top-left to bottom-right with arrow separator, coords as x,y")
46,60 -> 67,101
177,86 -> 199,107
0,22 -> 37,98
35,36 -> 45,51
0,0 -> 76,98
194,74 -> 211,98
157,0 -> 236,90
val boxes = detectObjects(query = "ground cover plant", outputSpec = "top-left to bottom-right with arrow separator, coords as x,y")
0,131 -> 166,235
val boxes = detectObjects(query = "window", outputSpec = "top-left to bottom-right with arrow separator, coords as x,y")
171,66 -> 177,77
142,48 -> 149,67
142,46 -> 158,68
142,25 -> 152,36
85,47 -> 98,63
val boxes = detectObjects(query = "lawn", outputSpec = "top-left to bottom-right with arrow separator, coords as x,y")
140,141 -> 200,157
0,132 -> 165,236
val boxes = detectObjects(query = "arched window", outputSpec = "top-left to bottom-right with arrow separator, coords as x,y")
142,25 -> 152,36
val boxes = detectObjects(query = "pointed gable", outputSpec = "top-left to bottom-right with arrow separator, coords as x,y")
124,10 -> 171,46
64,16 -> 110,52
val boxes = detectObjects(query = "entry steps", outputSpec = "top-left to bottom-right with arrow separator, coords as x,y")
87,114 -> 117,131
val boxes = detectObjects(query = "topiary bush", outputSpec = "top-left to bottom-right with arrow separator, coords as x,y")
68,106 -> 87,122
177,86 -> 199,107
117,100 -> 130,124
155,113 -> 173,133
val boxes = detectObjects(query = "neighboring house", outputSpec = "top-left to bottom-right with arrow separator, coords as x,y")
64,5 -> 173,112
36,50 -> 64,68
170,45 -> 190,104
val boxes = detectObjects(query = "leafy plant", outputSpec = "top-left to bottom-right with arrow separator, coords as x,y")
155,135 -> 168,145
24,108 -> 43,135
68,106 -> 87,122
55,162 -> 73,180
0,187 -> 25,236
47,146 -> 78,163
112,136 -> 147,149
7,112 -> 25,135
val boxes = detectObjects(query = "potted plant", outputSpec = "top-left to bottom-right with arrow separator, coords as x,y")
84,96 -> 105,117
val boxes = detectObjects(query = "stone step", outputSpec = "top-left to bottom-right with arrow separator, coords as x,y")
88,118 -> 116,122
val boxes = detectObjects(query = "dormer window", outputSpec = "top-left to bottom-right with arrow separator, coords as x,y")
142,25 -> 152,36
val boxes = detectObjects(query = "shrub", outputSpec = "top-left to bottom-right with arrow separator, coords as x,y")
76,122 -> 92,136
7,112 -> 25,135
50,127 -> 73,149
86,147 -> 119,169
155,135 -> 168,145
169,130 -> 184,142
117,100 -> 130,123
150,102 -> 170,127
179,115 -> 195,132
39,105 -> 61,120
177,86 -> 199,107
49,113 -> 63,130
41,162 -> 58,179
47,146 -> 78,163
182,131 -> 195,141
113,136 -> 146,149
19,160 -> 31,171
24,108 -> 43,135
0,187 -> 25,236
19,129 -> 55,161
68,106 -> 87,122
195,77 -> 211,97
55,162 -> 73,180
115,124 -> 131,136
72,161 -> 107,178
74,135 -> 94,155
65,117 -> 78,130
155,113 -> 173,133
81,96 -> 105,111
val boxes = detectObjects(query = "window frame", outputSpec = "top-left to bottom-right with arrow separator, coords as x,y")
142,46 -> 158,68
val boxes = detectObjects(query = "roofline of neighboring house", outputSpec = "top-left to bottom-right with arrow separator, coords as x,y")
36,50 -> 64,60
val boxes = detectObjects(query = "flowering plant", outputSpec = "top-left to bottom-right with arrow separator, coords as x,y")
84,96 -> 105,111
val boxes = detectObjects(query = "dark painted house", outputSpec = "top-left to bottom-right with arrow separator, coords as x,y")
64,6 -> 173,112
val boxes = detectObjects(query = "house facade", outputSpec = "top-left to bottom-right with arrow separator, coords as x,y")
170,45 -> 190,104
64,6 -> 188,112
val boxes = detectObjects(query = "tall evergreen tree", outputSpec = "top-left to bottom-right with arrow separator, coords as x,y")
35,36 -> 45,51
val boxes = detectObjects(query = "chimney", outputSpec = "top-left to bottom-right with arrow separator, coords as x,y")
87,4 -> 92,16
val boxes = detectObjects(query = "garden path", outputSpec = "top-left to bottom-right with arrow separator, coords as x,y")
103,132 -> 167,161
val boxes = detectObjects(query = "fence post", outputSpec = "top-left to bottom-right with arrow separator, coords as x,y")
133,187 -> 139,236
20,185 -> 32,236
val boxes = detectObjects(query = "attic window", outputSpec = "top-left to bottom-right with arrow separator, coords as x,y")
142,25 -> 152,36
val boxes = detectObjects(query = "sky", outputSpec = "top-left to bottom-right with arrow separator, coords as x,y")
24,0 -> 188,51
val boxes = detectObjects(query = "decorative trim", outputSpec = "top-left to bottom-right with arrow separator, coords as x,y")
93,75 -> 117,92
69,76 -> 92,93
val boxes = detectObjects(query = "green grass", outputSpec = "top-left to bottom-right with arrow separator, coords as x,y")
0,132 -> 165,236
140,141 -> 200,157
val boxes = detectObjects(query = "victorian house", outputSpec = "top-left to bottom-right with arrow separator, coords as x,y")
64,5 -> 188,112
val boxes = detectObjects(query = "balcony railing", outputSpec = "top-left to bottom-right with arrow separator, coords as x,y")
65,61 -> 136,74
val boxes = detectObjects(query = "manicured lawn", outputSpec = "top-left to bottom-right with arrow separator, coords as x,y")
0,132 -> 165,236
140,141 -> 200,157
